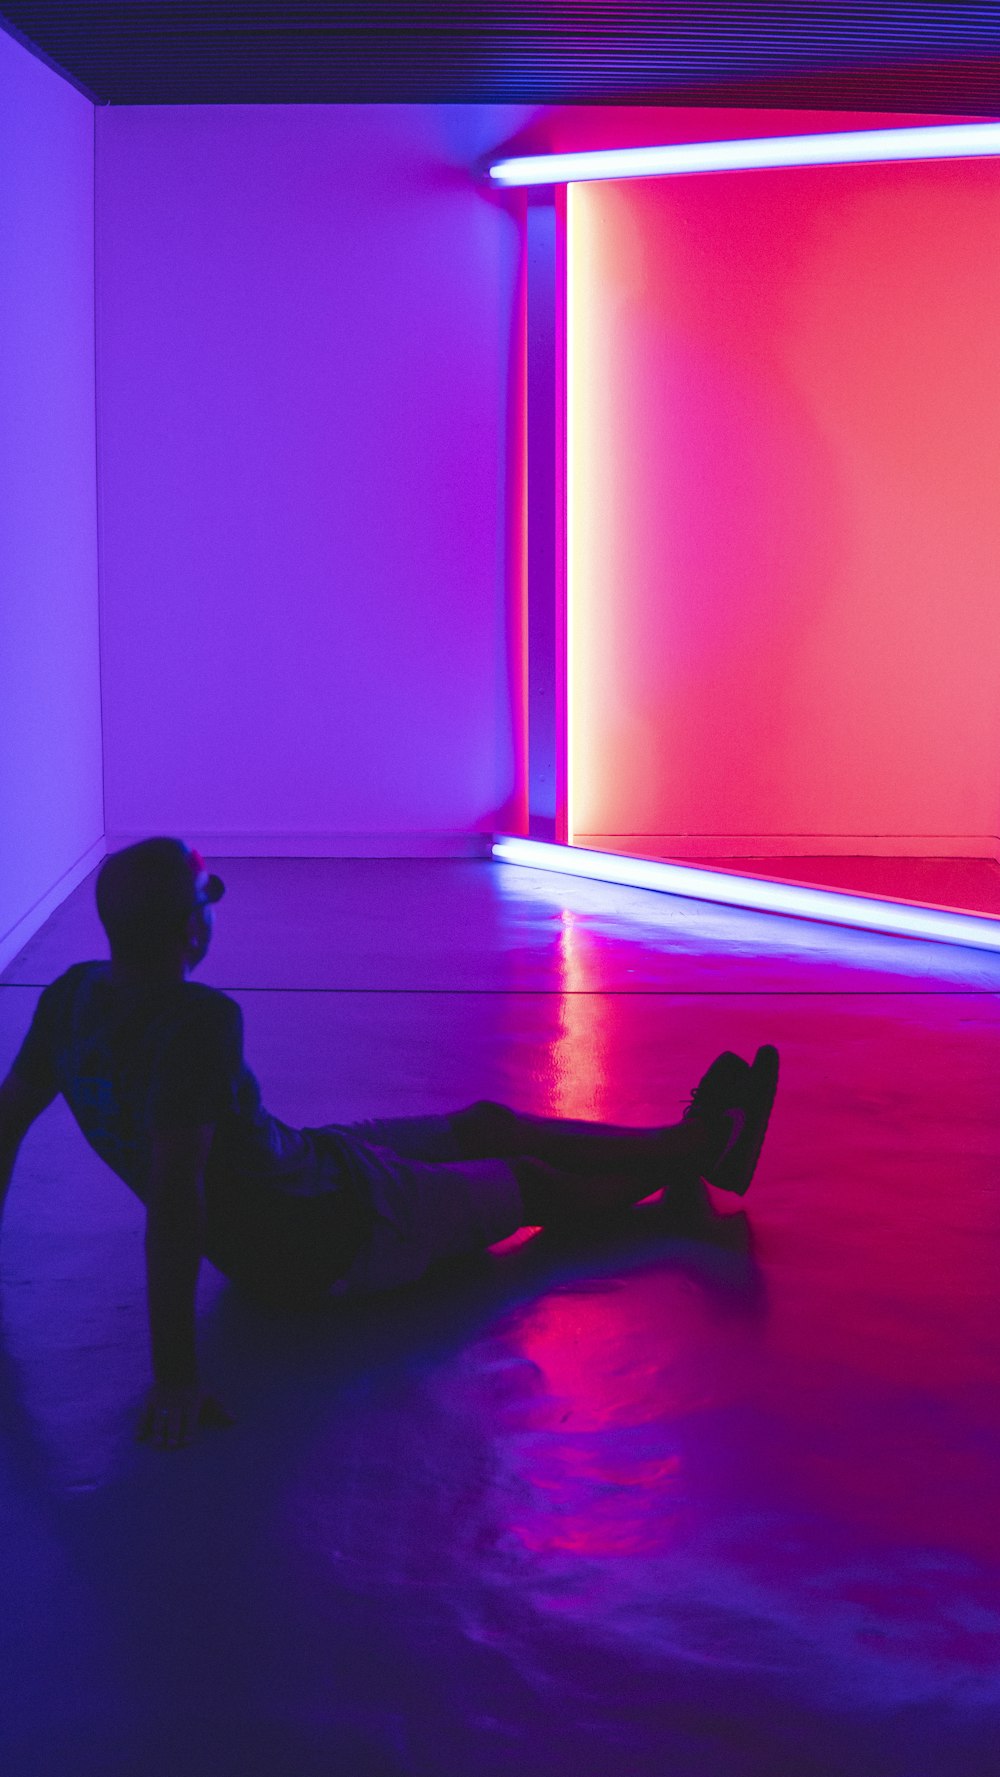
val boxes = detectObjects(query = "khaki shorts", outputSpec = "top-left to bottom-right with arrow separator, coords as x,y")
321,1114 -> 524,1297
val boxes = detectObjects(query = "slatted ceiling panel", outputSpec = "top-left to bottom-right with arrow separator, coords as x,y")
0,1 -> 998,108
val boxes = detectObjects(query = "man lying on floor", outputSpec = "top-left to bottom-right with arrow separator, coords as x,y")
0,839 -> 779,1450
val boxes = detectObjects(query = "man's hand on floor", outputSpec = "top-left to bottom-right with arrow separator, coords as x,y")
136,1381 -> 236,1449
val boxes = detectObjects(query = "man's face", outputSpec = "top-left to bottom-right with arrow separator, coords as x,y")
188,900 -> 214,969
183,864 -> 217,970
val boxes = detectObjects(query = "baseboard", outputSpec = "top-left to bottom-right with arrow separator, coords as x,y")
0,834 -> 107,979
104,831 -> 495,860
574,833 -> 1000,862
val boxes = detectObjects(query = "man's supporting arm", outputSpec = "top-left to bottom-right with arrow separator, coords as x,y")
139,1124 -> 234,1447
0,1068 -> 56,1232
144,1124 -> 213,1389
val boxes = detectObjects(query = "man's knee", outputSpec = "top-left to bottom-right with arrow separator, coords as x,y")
452,1099 -> 517,1154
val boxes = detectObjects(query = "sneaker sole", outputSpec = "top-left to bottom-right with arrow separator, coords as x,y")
711,1045 -> 779,1196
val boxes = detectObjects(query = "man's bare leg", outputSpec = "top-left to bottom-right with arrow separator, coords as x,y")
450,1052 -> 752,1187
458,1046 -> 779,1217
451,1099 -> 713,1180
450,1047 -> 784,1212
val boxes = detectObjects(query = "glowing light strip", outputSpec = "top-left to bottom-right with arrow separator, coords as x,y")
565,183 -> 575,843
489,123 -> 1000,188
508,122 -> 1000,940
492,838 -> 1000,953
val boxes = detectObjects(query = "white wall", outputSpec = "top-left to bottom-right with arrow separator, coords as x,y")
95,105 -> 530,852
0,30 -> 103,974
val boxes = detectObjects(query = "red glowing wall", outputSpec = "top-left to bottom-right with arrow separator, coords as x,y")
568,158 -> 1000,859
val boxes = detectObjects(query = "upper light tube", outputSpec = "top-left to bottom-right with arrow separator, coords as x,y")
489,123 -> 1000,188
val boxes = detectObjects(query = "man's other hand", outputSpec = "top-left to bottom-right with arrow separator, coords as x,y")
136,1381 -> 235,1449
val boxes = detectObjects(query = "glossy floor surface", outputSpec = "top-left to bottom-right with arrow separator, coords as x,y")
1,859 -> 999,1776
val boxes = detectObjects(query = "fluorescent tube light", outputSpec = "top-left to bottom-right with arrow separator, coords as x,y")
492,838 -> 1000,953
489,123 -> 1000,188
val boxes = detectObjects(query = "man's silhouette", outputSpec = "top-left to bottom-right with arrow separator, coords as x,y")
0,839 -> 778,1447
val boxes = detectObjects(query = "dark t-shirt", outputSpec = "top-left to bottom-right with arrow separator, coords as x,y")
11,963 -> 373,1296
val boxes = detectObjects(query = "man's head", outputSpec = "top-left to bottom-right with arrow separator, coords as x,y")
96,839 -> 225,976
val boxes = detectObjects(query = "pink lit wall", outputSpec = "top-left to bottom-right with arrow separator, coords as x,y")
568,150 -> 1000,859
95,105 -> 531,852
0,31 -> 103,972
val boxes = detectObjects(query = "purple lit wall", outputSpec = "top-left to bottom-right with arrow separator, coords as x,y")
0,30 -> 103,971
8,81 -> 1000,920
95,106 -> 530,853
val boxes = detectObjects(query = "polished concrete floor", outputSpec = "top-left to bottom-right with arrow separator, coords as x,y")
1,858 -> 998,1776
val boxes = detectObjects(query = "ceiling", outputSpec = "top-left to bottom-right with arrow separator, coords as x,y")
1,2 -> 998,110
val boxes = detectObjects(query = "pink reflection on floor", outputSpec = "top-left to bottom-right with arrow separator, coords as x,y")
499,1268 -> 743,1560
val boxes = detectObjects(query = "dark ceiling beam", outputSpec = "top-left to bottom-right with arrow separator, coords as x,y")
1,2 -> 998,108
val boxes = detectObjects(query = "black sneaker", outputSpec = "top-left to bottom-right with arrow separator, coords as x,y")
709,1045 -> 779,1196
680,1051 -> 751,1172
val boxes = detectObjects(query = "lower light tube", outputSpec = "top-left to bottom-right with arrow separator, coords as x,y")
491,837 -> 1000,953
